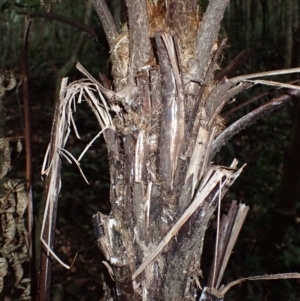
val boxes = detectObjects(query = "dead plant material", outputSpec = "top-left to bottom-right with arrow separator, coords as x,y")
0,152 -> 30,299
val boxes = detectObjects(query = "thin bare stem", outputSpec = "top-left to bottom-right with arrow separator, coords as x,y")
231,67 -> 300,83
210,89 -> 300,160
92,0 -> 118,49
196,0 -> 230,80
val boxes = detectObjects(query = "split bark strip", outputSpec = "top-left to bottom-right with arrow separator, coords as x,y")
161,32 -> 185,182
183,38 -> 228,147
210,88 -> 300,160
174,39 -> 229,194
125,0 -> 151,83
200,272 -> 300,301
220,272 -> 300,296
105,150 -> 130,269
207,201 -> 249,289
163,162 -> 244,301
196,0 -> 230,80
123,133 -> 134,231
37,94 -> 64,300
132,169 -> 225,281
149,67 -> 162,114
211,201 -> 239,287
183,79 -> 233,203
135,71 -> 151,183
133,71 -> 152,246
215,203 -> 249,288
92,0 -> 118,50
181,127 -> 212,208
132,182 -> 146,257
155,32 -> 178,189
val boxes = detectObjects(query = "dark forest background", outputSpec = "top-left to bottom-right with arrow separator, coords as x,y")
1,0 -> 300,300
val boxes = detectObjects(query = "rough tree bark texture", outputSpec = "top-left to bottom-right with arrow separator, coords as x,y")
90,1 -> 254,300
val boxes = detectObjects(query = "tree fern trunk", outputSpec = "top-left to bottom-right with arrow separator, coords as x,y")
90,1 -> 244,300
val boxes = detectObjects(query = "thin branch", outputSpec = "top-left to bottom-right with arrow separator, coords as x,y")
21,14 -> 35,297
27,12 -> 98,40
210,89 -> 300,160
92,0 -> 118,49
222,90 -> 271,117
196,0 -> 230,80
231,67 -> 300,83
220,273 -> 300,296
222,79 -> 300,117
246,78 -> 300,90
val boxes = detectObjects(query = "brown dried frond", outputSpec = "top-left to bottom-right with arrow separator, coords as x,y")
110,24 -> 130,89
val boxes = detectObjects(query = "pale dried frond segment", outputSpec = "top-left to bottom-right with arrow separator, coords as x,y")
41,73 -> 114,269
